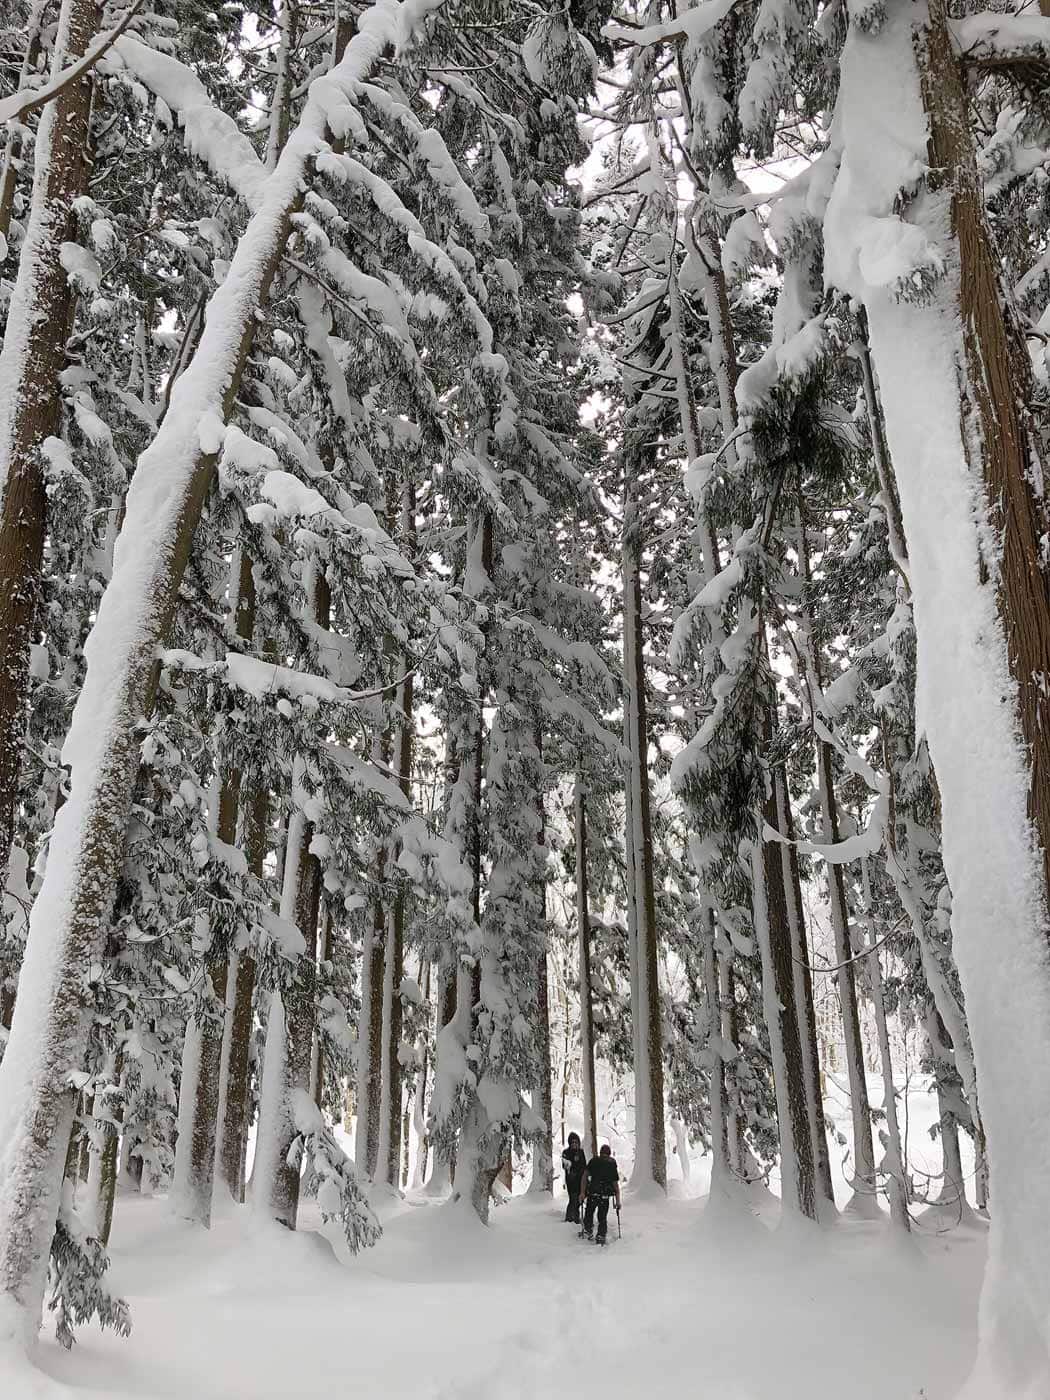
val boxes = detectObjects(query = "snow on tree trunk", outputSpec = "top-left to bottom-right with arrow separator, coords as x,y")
527,948 -> 553,1194
816,751 -> 877,1216
253,799 -> 320,1230
0,0 -> 95,920
173,557 -> 255,1227
795,520 -> 875,1213
256,564 -> 331,1225
825,0 -> 1050,1382
574,777 -> 598,1160
218,773 -> 268,1202
0,0 -> 445,1341
422,964 -> 456,1196
859,854 -> 909,1231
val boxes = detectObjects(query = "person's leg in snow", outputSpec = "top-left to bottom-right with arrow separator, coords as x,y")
564,1181 -> 581,1223
582,1192 -> 597,1238
595,1195 -> 610,1242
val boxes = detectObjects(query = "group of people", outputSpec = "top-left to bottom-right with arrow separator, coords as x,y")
560,1134 -> 621,1243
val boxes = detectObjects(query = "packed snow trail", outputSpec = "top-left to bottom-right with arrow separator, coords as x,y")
18,1184 -> 982,1400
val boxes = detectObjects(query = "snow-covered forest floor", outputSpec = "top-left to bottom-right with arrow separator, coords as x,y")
32,1182 -> 985,1400
22,1087 -> 985,1400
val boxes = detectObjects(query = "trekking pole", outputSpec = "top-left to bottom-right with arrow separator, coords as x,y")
616,1203 -> 621,1239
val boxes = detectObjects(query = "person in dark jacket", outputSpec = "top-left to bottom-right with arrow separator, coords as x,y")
561,1132 -> 587,1223
581,1143 -> 621,1242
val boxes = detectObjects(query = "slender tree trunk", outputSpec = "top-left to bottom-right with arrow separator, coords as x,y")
795,518 -> 875,1211
773,769 -> 835,1210
91,1051 -> 123,1246
252,799 -> 321,1230
574,777 -> 598,1159
410,963 -> 431,1190
0,0 -> 96,923
423,961 -> 456,1194
218,769 -> 268,1202
376,482 -> 415,1187
253,569 -> 330,1228
173,553 -> 255,1226
817,756 -> 877,1213
754,699 -> 817,1221
447,511 -> 497,1218
377,896 -> 403,1184
701,907 -> 730,1186
528,726 -> 552,1194
622,471 -> 666,1190
310,909 -> 333,1110
719,954 -> 745,1176
858,852 -> 909,1230
355,851 -> 386,1181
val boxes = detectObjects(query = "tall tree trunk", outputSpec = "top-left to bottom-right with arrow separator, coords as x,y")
376,482 -> 415,1187
773,769 -> 836,1211
253,569 -> 330,1228
410,962 -> 431,1189
831,6 -> 1050,1378
355,847 -> 386,1181
858,851 -> 909,1230
0,0 -> 96,942
622,474 -> 666,1191
574,777 -> 598,1160
446,510 -> 496,1218
252,800 -> 320,1230
172,552 -> 255,1226
528,726 -> 552,1194
89,1051 -> 123,1246
754,701 -> 817,1221
423,961 -> 456,1194
218,767 -> 268,1203
701,907 -> 730,1187
310,909 -> 333,1110
795,516 -> 875,1212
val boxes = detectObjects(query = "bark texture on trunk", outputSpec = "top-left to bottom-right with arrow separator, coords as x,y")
756,709 -> 817,1220
773,769 -> 835,1210
0,0 -> 96,912
920,2 -> 1050,905
355,868 -> 386,1181
622,487 -> 666,1190
377,510 -> 414,1184
528,726 -> 552,1194
218,773 -> 267,1202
